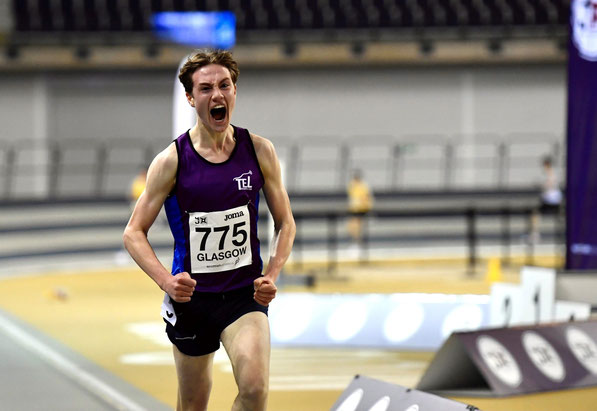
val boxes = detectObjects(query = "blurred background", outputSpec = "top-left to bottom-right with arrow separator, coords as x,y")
0,0 -> 569,266
1,1 -> 593,411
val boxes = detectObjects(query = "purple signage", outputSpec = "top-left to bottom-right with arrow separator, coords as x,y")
418,320 -> 597,397
566,0 -> 597,269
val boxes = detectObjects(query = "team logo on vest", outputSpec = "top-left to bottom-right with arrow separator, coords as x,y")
572,0 -> 597,61
233,170 -> 253,190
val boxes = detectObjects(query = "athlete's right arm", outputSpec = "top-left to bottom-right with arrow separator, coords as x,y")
123,143 -> 196,302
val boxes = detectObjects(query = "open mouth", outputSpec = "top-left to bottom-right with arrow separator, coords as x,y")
210,105 -> 227,121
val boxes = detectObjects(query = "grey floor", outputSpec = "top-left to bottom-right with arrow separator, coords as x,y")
0,307 -> 171,411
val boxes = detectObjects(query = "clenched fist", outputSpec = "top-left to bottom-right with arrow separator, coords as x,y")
164,272 -> 196,303
253,277 -> 277,306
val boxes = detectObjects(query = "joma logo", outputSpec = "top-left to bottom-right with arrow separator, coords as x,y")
224,211 -> 245,221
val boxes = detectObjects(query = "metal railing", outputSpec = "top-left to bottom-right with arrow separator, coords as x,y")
0,133 -> 563,200
0,195 -> 563,273
289,205 -> 564,274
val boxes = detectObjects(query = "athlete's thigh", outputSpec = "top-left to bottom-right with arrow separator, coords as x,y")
172,345 -> 215,400
221,311 -> 271,379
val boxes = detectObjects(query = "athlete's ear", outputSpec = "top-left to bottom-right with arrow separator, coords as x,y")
186,92 -> 195,107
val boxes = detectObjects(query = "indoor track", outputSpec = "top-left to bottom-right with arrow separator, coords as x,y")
0,260 -> 595,411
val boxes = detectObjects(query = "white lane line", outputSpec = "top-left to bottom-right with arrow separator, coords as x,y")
0,313 -> 146,411
270,382 -> 350,391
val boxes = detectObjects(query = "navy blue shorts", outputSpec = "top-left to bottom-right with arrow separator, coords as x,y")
165,284 -> 268,356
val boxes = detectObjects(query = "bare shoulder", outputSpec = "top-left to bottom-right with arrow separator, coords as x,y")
250,133 -> 277,167
146,142 -> 178,193
151,142 -> 177,173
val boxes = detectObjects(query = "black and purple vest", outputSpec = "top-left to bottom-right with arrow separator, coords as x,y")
164,126 -> 264,293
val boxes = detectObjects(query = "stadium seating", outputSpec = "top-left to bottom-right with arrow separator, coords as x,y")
11,0 -> 570,34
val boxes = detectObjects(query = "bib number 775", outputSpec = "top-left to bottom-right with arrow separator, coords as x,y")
188,205 -> 253,273
194,221 -> 248,251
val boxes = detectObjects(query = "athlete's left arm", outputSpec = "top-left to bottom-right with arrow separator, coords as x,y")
251,133 -> 296,305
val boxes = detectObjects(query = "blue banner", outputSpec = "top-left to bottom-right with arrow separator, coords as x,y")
566,0 -> 597,269
152,11 -> 236,49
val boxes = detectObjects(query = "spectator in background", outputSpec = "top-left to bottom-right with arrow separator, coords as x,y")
347,169 -> 373,249
129,168 -> 147,208
529,156 -> 562,244
115,168 -> 148,265
539,156 -> 562,212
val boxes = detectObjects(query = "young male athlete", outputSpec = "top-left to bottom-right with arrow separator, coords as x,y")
123,49 -> 296,411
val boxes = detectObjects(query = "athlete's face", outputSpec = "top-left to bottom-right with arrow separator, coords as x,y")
187,64 -> 237,134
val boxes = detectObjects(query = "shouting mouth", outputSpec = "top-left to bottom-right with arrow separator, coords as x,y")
210,105 -> 227,121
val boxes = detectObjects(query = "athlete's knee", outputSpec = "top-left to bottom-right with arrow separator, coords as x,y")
177,380 -> 212,411
178,392 -> 210,411
238,373 -> 268,407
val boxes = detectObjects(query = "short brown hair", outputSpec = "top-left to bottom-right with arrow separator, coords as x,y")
178,49 -> 240,93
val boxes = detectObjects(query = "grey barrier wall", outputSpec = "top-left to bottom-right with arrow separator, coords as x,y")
0,137 -> 562,199
0,63 -> 566,198
0,64 -> 566,143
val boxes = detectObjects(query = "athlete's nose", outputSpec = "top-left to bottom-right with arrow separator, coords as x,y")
213,86 -> 225,100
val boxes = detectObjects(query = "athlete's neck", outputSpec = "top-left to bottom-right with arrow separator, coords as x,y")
190,124 -> 234,153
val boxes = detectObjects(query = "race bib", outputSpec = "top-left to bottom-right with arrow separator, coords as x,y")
188,204 -> 252,273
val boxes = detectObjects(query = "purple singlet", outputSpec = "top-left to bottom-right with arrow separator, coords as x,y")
164,126 -> 265,293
